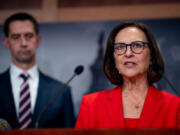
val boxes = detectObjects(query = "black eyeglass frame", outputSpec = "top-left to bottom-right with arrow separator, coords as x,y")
113,41 -> 149,55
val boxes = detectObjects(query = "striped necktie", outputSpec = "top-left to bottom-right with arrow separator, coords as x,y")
19,73 -> 32,129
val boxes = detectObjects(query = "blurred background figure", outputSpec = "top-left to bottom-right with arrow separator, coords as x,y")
0,12 -> 75,129
88,31 -> 113,94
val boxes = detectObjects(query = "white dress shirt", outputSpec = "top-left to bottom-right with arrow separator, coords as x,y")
10,64 -> 39,117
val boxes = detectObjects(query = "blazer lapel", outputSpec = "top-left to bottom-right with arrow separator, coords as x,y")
106,87 -> 125,128
138,86 -> 163,128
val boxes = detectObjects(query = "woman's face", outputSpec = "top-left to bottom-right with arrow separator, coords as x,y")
113,27 -> 151,80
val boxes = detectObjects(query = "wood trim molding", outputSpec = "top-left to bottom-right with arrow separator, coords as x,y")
56,3 -> 180,22
0,0 -> 180,24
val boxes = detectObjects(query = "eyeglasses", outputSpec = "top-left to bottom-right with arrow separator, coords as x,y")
113,41 -> 149,55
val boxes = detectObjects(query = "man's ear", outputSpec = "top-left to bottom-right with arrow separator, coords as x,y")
36,35 -> 41,48
3,38 -> 10,49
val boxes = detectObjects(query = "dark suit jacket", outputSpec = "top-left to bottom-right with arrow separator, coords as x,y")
0,69 -> 75,129
75,86 -> 180,129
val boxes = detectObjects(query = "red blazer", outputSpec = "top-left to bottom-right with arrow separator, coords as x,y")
75,86 -> 180,129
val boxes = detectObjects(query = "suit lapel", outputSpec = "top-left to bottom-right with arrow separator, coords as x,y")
138,86 -> 163,128
32,72 -> 53,123
106,87 -> 125,128
0,70 -> 19,127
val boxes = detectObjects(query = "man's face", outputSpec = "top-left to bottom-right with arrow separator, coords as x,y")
4,20 -> 41,65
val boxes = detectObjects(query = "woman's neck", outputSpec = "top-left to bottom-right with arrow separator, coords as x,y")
121,74 -> 149,118
122,74 -> 149,95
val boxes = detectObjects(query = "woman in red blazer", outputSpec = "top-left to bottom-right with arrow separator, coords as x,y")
75,22 -> 180,129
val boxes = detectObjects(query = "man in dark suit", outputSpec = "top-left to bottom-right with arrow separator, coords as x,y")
0,12 -> 75,129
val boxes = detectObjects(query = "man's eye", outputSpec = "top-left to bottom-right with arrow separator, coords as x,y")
11,34 -> 20,40
25,33 -> 34,40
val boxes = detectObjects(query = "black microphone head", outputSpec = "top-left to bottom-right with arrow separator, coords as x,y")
74,65 -> 84,75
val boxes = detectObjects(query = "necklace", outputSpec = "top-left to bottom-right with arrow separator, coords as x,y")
123,89 -> 147,110
135,105 -> 140,109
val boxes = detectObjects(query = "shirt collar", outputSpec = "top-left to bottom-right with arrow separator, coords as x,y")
10,64 -> 38,80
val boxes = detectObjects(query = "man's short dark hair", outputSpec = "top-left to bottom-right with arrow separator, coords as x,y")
3,12 -> 39,37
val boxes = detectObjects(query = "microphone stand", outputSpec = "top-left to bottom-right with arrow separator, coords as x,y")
35,73 -> 77,128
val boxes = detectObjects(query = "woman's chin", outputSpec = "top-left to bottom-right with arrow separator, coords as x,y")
122,72 -> 138,79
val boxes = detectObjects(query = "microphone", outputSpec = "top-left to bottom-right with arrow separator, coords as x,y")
35,65 -> 84,128
75,65 -> 84,75
0,119 -> 11,130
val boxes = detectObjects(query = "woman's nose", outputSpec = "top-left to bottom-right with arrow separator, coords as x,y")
124,46 -> 133,57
